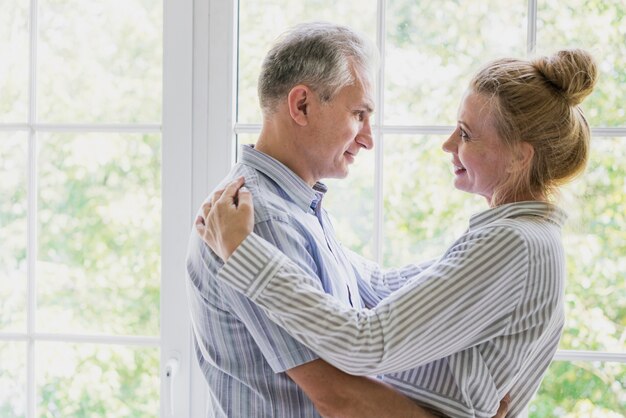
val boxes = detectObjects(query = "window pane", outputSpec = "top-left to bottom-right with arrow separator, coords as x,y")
324,148 -> 375,259
537,0 -> 626,127
238,0 -> 377,125
236,133 -> 255,147
0,0 -> 29,123
37,0 -> 162,123
0,342 -> 26,418
36,342 -> 159,417
0,133 -> 27,332
382,134 -> 484,266
37,133 -> 161,336
529,361 -> 625,417
560,138 -> 626,352
385,0 -> 527,125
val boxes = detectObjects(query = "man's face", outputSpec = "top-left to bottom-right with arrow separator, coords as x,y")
303,73 -> 375,181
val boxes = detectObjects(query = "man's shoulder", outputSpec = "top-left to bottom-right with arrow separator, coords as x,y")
227,164 -> 304,225
216,165 -> 268,211
221,163 -> 258,188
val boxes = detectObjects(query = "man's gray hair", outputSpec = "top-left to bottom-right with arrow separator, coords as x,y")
258,21 -> 378,115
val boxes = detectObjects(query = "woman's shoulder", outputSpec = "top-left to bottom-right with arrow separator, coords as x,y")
469,202 -> 565,241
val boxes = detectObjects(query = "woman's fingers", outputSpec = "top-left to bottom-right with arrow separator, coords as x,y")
199,176 -> 244,224
236,186 -> 252,215
201,201 -> 212,219
210,189 -> 224,206
195,176 -> 253,261
217,176 -> 246,207
195,215 -> 206,235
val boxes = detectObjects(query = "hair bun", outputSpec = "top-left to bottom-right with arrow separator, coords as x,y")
533,49 -> 598,106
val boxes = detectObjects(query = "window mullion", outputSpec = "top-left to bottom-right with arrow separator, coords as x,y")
26,128 -> 36,418
527,0 -> 537,55
374,0 -> 387,265
162,0 -> 194,415
33,123 -> 162,133
27,0 -> 39,416
205,0 -> 237,189
591,127 -> 626,137
554,349 -> 626,363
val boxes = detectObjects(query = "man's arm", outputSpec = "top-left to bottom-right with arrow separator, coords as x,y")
287,359 -> 434,418
287,360 -> 510,418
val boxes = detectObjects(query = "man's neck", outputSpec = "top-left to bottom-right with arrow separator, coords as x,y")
255,127 -> 317,187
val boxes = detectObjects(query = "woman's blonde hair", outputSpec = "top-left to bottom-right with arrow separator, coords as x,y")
470,49 -> 598,206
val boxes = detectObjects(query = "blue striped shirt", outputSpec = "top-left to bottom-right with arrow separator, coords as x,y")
185,144 -> 366,417
218,201 -> 567,417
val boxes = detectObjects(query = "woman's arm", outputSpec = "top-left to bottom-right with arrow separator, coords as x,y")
198,178 -> 527,375
217,227 -> 527,375
200,180 -> 516,416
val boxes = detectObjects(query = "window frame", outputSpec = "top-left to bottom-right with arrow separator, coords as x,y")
163,0 -> 196,415
181,0 -> 240,415
0,0 -> 198,416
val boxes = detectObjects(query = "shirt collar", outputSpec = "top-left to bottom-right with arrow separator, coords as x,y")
240,144 -> 327,212
468,201 -> 567,230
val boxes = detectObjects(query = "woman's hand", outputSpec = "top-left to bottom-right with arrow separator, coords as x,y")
195,176 -> 254,261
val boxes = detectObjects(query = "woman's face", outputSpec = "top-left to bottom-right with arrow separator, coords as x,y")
442,90 -> 513,204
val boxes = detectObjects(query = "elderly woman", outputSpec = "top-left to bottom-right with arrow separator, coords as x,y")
197,49 -> 597,417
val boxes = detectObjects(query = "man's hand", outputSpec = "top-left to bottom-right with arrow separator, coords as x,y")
493,393 -> 510,418
195,176 -> 254,261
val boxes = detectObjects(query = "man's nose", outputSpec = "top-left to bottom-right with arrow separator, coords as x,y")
356,119 -> 374,150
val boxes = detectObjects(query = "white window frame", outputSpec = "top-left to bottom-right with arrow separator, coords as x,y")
0,0 -> 200,416
163,0 -> 195,415
172,0 -> 240,416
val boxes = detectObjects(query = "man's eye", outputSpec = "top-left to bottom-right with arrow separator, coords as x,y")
459,129 -> 470,141
355,111 -> 365,121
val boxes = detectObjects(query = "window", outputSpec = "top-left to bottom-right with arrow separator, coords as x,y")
217,0 -> 625,416
1,0 -> 196,416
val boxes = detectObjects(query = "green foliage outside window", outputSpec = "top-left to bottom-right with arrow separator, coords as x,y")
0,0 -> 162,415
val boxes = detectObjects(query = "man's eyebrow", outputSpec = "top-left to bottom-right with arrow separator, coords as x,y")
458,120 -> 472,132
361,102 -> 375,113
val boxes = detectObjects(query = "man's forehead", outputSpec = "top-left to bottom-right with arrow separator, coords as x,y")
350,70 -> 375,102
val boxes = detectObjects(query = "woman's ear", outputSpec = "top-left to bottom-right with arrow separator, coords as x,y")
509,141 -> 534,172
287,85 -> 310,126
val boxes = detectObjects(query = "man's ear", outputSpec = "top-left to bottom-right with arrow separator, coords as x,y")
287,85 -> 310,126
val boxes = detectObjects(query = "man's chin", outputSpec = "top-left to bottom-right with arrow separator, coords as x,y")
334,169 -> 350,179
321,170 -> 350,181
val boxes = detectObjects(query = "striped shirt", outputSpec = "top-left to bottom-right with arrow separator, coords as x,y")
185,144 -> 367,417
218,201 -> 567,417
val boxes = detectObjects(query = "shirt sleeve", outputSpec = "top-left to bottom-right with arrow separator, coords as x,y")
218,225 -> 529,375
345,247 -> 438,299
